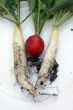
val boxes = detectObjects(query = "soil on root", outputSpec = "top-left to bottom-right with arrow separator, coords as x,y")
27,56 -> 59,83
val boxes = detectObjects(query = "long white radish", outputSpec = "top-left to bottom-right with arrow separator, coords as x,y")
13,25 -> 34,95
35,26 -> 59,89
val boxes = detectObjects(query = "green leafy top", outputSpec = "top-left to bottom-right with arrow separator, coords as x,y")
0,0 -> 73,27
0,0 -> 20,25
28,0 -> 73,34
28,0 -> 55,34
52,0 -> 73,27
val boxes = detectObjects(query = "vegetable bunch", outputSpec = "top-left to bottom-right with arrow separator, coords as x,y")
0,0 -> 73,100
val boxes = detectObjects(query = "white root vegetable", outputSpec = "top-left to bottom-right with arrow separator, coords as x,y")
13,25 -> 34,95
35,26 -> 59,89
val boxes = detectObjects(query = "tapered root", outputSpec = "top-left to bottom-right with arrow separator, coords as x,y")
35,26 -> 59,90
13,25 -> 34,95
17,75 -> 34,95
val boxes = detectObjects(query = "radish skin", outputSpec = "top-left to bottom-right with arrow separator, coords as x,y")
35,26 -> 59,89
25,35 -> 44,57
13,25 -> 34,95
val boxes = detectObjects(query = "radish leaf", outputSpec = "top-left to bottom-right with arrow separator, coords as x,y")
0,0 -> 20,23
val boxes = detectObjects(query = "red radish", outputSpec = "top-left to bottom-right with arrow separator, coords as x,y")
25,35 -> 44,56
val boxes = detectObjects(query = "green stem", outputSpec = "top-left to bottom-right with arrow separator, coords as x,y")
36,0 -> 40,35
28,2 -> 36,33
39,17 -> 47,34
54,11 -> 73,27
0,3 -> 18,23
0,15 -> 17,23
20,13 -> 31,24
18,0 -> 20,24
54,10 -> 62,25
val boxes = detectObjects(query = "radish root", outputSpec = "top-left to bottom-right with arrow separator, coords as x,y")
35,26 -> 59,90
13,25 -> 34,95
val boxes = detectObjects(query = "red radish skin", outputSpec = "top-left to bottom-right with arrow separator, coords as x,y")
25,35 -> 44,56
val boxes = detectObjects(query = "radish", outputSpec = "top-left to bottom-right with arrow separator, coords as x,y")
26,0 -> 48,57
0,0 -> 34,95
25,35 -> 44,56
13,25 -> 34,95
35,26 -> 59,89
35,9 -> 73,90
